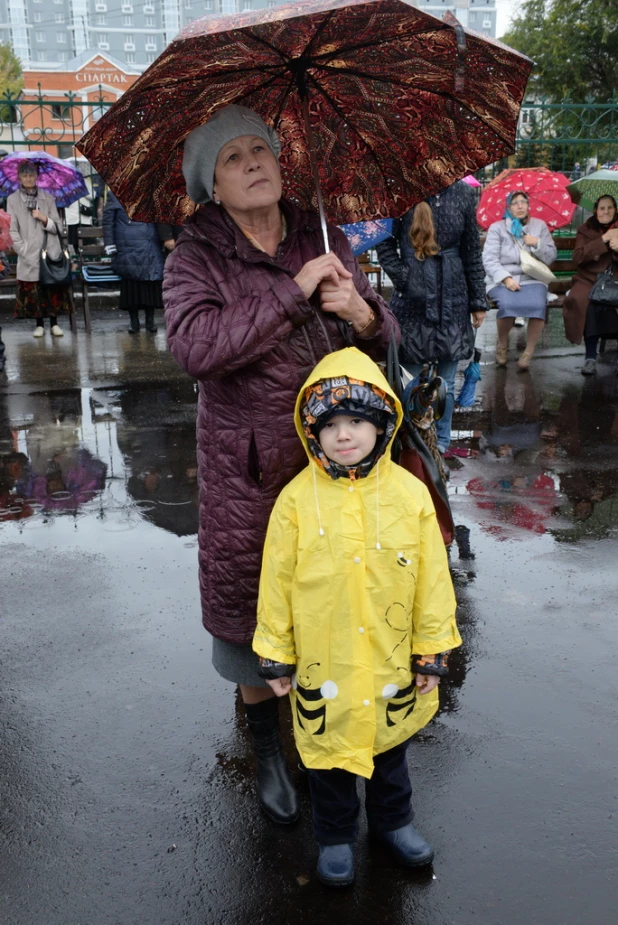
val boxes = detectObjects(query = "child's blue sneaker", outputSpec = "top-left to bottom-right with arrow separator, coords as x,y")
316,843 -> 355,887
374,823 -> 434,867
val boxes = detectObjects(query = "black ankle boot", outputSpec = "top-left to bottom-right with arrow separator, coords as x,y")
245,698 -> 299,825
145,307 -> 157,333
128,310 -> 140,333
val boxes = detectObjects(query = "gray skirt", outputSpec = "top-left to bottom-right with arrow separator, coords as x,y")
488,282 -> 548,320
211,636 -> 269,688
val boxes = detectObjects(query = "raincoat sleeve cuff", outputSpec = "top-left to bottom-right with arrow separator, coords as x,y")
257,658 -> 296,680
412,652 -> 451,677
276,276 -> 314,327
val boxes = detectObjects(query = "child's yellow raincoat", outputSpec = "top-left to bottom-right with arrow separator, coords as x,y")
253,348 -> 460,779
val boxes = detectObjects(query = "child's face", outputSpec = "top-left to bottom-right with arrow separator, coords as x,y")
318,415 -> 383,467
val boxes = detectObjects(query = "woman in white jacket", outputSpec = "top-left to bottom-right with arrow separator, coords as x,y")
7,161 -> 69,338
482,191 -> 557,370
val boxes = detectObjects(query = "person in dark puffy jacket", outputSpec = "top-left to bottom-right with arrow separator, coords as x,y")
103,190 -> 165,333
163,105 -> 398,830
376,181 -> 487,454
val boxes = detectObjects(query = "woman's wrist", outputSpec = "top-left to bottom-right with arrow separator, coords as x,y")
350,297 -> 378,336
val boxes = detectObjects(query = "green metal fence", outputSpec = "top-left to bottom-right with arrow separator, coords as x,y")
1,86 -> 617,183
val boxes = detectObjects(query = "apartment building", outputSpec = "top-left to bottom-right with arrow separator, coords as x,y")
0,0 -> 496,73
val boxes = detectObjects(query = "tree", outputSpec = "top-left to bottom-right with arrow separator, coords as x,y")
0,42 -> 23,99
501,0 -> 618,102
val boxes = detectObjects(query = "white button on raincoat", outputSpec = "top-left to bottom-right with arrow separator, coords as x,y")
253,348 -> 460,779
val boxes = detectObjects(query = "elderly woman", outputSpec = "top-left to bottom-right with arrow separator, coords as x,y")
483,191 -> 557,370
562,195 -> 618,375
7,161 -> 70,338
163,105 -> 398,826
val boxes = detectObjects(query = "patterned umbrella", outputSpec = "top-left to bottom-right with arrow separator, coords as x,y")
77,0 -> 531,243
477,167 -> 575,230
340,218 -> 393,255
0,151 -> 88,208
462,174 -> 482,187
567,169 -> 618,212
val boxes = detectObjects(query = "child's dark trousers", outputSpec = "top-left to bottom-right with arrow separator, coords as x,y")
307,739 -> 414,844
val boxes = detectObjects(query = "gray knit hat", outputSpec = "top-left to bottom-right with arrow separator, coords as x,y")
182,105 -> 281,204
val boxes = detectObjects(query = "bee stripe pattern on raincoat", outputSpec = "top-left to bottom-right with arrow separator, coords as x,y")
253,348 -> 461,779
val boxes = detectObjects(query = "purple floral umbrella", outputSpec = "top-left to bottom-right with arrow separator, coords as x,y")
0,151 -> 88,208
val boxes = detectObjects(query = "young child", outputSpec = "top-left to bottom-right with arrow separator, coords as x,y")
253,347 -> 461,887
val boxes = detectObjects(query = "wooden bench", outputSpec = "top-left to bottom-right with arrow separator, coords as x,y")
76,226 -> 121,333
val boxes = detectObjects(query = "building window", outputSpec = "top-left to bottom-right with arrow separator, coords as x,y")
145,15 -> 155,25
267,0 -> 277,7
122,1 -> 133,10
58,51 -> 68,61
143,3 -> 155,12
35,31 -> 44,41
33,12 -> 42,21
468,11 -> 476,20
242,0 -> 251,9
95,2 -> 107,11
55,13 -> 65,23
185,0 -> 192,8
146,53 -> 156,64
123,15 -> 133,26
126,52 -> 135,63
98,33 -> 108,46
96,15 -> 106,24
204,0 -> 213,9
57,32 -> 66,42
51,103 -> 72,121
37,51 -> 47,61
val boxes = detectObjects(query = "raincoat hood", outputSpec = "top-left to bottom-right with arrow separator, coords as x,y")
294,347 -> 402,481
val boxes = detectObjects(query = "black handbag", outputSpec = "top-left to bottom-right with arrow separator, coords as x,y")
589,260 -> 618,307
39,231 -> 72,287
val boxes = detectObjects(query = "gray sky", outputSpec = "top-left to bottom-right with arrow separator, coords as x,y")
496,0 -> 519,37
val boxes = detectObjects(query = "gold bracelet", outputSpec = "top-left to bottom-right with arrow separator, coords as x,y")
355,308 -> 376,336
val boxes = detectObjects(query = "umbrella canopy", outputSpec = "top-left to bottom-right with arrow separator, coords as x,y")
567,169 -> 618,212
0,151 -> 88,208
340,218 -> 393,255
477,167 -> 575,230
462,174 -> 481,187
77,0 -> 531,227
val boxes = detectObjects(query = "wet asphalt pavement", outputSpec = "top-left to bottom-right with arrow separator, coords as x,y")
1,310 -> 617,925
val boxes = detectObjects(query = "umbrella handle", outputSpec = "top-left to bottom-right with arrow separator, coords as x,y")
301,95 -> 330,254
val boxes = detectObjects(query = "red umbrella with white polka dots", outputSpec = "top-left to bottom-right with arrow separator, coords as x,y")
476,167 -> 575,230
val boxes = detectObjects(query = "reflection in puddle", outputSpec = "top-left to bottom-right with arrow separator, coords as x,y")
0,385 -> 198,537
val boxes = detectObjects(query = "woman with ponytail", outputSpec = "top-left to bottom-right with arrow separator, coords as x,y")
377,182 -> 487,455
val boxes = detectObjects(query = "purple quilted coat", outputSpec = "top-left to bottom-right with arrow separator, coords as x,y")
163,199 -> 398,644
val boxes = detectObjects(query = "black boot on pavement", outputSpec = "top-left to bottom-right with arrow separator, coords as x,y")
245,697 -> 299,825
317,843 -> 355,887
0,327 -> 5,371
373,823 -> 434,868
145,307 -> 157,333
128,309 -> 140,334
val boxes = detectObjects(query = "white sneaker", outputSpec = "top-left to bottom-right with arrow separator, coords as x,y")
51,325 -> 64,337
33,325 -> 44,338
514,317 -> 525,327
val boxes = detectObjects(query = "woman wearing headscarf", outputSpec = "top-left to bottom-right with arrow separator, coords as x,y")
482,191 -> 557,370
562,195 -> 618,375
7,160 -> 70,338
163,105 -> 398,826
376,181 -> 487,456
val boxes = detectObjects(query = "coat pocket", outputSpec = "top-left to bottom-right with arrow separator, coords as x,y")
247,432 -> 263,487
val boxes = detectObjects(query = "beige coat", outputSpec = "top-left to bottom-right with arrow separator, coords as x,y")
7,189 -> 63,282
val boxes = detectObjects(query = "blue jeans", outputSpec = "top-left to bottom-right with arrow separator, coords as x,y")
403,359 -> 459,453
